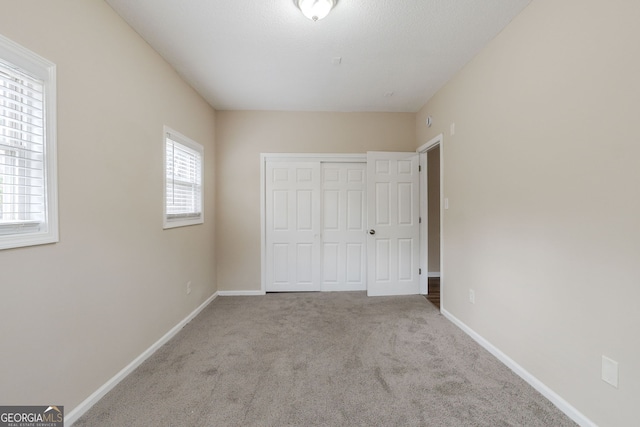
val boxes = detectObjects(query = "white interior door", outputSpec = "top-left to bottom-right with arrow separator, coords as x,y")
321,163 -> 367,291
366,152 -> 420,296
265,161 -> 321,292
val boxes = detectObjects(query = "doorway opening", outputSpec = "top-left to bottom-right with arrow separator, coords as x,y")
418,134 -> 443,310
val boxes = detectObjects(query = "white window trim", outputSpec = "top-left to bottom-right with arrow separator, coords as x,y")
0,34 -> 58,250
163,125 -> 204,229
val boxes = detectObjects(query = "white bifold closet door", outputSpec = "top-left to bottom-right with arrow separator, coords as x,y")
321,163 -> 367,291
265,162 -> 321,292
265,161 -> 366,292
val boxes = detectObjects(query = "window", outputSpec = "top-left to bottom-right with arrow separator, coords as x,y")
0,34 -> 57,250
164,126 -> 204,229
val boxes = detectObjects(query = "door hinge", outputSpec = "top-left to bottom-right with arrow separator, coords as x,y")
419,165 -> 422,172
419,217 -> 422,224
419,268 -> 422,275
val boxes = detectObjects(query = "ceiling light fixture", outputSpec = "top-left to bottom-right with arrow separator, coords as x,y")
294,0 -> 337,22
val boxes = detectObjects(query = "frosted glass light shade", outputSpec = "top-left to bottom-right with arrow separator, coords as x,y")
296,0 -> 337,21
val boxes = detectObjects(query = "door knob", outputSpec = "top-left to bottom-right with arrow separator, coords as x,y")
369,229 -> 376,235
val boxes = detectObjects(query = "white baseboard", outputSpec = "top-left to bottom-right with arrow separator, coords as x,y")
65,292 -> 219,426
217,290 -> 265,296
441,308 -> 596,427
428,272 -> 441,278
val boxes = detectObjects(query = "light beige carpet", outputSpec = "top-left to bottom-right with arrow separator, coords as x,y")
74,292 -> 575,426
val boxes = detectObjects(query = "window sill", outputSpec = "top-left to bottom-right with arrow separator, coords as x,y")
163,215 -> 203,229
0,224 -> 58,250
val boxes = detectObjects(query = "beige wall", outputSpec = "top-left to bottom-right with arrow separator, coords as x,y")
3,0 -> 636,424
416,0 -> 640,425
0,0 -> 216,413
427,145 -> 440,272
215,111 -> 415,291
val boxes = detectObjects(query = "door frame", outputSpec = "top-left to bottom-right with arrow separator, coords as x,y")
260,153 -> 366,294
417,134 -> 444,296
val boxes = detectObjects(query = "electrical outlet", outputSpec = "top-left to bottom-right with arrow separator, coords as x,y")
469,289 -> 475,304
602,356 -> 619,388
186,281 -> 192,295
450,122 -> 456,136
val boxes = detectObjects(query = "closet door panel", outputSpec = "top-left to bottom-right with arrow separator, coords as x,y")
266,162 -> 321,291
321,163 -> 367,291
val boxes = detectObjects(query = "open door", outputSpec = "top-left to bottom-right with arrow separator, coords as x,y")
366,152 -> 420,296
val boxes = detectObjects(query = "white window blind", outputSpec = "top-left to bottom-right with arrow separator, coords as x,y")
164,128 -> 203,228
0,33 -> 57,250
0,62 -> 46,231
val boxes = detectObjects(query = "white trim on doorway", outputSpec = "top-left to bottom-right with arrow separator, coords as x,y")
417,134 -> 444,297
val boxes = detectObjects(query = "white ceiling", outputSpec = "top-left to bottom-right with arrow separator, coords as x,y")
105,0 -> 531,112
